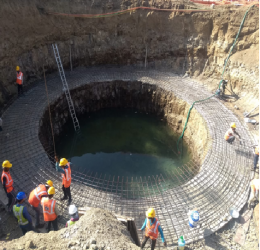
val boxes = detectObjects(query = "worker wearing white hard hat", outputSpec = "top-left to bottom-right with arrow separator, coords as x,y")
66,204 -> 79,227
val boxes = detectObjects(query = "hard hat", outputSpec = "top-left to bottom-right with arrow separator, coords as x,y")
230,122 -> 236,128
16,192 -> 26,200
146,208 -> 156,218
69,204 -> 78,215
16,66 -> 20,71
48,187 -> 55,195
59,158 -> 68,166
46,180 -> 53,187
2,160 -> 12,168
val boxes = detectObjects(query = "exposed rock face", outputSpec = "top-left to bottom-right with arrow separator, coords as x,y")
39,81 -> 208,163
0,1 -> 258,109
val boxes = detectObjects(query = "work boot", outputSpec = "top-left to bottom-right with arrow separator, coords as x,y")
35,224 -> 45,229
67,199 -> 72,206
61,196 -> 68,201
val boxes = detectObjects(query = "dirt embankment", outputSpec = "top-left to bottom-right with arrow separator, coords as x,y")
2,208 -> 140,250
0,0 -> 258,111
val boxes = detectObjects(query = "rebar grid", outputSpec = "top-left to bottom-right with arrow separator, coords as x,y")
0,67 -> 254,249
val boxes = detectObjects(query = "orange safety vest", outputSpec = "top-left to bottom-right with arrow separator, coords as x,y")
255,146 -> 259,155
28,184 -> 47,207
224,129 -> 233,140
62,162 -> 71,188
16,72 -> 23,85
145,218 -> 160,240
1,171 -> 13,193
41,198 -> 57,222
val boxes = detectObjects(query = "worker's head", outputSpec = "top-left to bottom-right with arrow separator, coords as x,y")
230,122 -> 236,131
45,180 -> 53,191
48,186 -> 55,199
59,158 -> 68,168
16,66 -> 20,72
2,160 -> 12,172
16,192 -> 26,204
146,208 -> 155,219
69,204 -> 78,217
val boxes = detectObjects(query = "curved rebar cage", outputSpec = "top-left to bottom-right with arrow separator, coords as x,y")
0,67 -> 254,248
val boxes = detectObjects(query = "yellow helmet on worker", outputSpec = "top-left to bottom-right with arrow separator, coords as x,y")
16,66 -> 20,71
59,158 -> 68,166
2,160 -> 12,168
46,180 -> 53,187
146,208 -> 156,218
48,187 -> 55,195
230,122 -> 236,129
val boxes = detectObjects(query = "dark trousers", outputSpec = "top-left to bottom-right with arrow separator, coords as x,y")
20,223 -> 33,235
17,84 -> 23,96
141,236 -> 156,250
32,205 -> 41,226
7,190 -> 16,212
254,154 -> 259,170
47,218 -> 58,232
62,185 -> 71,201
227,136 -> 235,144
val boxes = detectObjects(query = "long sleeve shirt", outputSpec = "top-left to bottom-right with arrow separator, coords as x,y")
141,218 -> 165,243
55,162 -> 65,174
2,176 -> 7,193
16,204 -> 32,226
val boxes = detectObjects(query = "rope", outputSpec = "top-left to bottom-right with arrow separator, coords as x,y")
43,66 -> 56,156
177,4 -> 256,154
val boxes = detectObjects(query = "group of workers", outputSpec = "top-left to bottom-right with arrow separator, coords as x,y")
1,157 -> 77,235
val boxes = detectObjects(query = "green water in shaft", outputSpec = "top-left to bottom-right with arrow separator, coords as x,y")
57,108 -> 191,179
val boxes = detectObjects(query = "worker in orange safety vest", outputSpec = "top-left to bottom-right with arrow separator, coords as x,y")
224,122 -> 241,144
16,66 -> 24,96
28,180 -> 53,229
41,187 -> 59,232
1,160 -> 16,212
55,156 -> 72,205
139,208 -> 166,250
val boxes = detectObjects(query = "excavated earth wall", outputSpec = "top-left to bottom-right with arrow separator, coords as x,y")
0,0 -> 258,113
39,81 -> 208,162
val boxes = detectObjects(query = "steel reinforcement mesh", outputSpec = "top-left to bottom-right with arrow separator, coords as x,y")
0,67 -> 254,249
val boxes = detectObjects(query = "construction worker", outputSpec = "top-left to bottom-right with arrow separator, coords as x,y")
224,122 -> 241,144
55,156 -> 72,205
13,192 -> 33,235
1,160 -> 15,212
248,179 -> 259,206
16,66 -> 23,96
66,204 -> 79,227
139,208 -> 166,250
28,180 -> 53,229
41,187 -> 59,232
253,145 -> 259,171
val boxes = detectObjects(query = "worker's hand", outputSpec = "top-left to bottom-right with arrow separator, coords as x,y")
138,228 -> 142,231
55,155 -> 59,162
164,242 -> 167,247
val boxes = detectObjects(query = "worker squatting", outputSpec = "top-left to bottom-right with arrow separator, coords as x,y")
1,157 -> 78,234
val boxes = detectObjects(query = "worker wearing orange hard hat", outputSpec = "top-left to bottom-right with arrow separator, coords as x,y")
28,180 -> 53,229
16,66 -> 24,96
55,156 -> 72,205
139,208 -> 166,250
224,122 -> 241,144
1,160 -> 16,212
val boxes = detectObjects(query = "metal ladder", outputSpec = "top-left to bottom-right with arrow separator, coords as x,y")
52,43 -> 80,132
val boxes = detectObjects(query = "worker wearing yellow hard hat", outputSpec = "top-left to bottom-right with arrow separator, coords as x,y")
224,122 -> 241,144
1,160 -> 16,212
16,65 -> 24,96
139,208 -> 166,249
41,187 -> 59,232
28,180 -> 53,228
55,155 -> 72,205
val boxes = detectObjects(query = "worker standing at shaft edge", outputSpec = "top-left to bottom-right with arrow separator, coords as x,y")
139,208 -> 166,250
66,204 -> 79,227
41,187 -> 59,232
55,156 -> 72,205
28,180 -> 53,229
1,160 -> 15,212
253,145 -> 259,171
248,178 -> 259,206
16,66 -> 23,96
13,192 -> 33,235
224,122 -> 241,144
